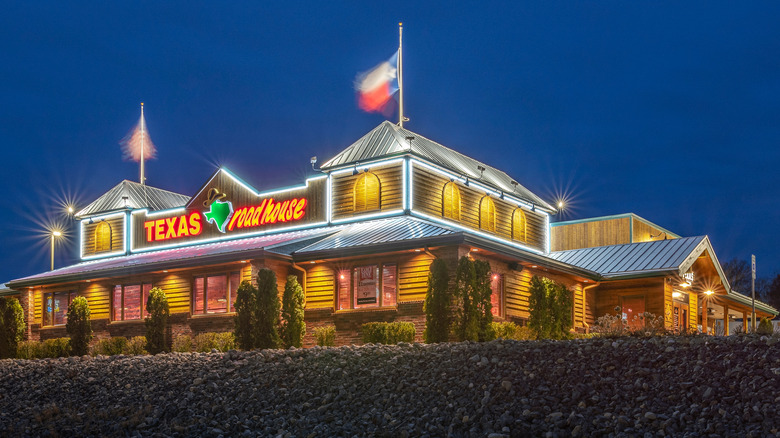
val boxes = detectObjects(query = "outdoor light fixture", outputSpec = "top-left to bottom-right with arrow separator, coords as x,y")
557,200 -> 565,209
352,165 -> 359,176
531,204 -> 535,212
679,281 -> 691,288
531,265 -> 537,268
499,191 -> 505,200
464,176 -> 470,187
672,291 -> 682,299
477,165 -> 486,178
67,206 -> 74,214
50,230 -> 62,271
310,156 -> 317,170
704,290 -> 714,295
405,136 -> 414,149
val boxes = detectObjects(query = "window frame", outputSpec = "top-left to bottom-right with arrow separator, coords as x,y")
95,221 -> 112,252
490,273 -> 504,318
335,262 -> 398,311
479,195 -> 496,232
192,271 -> 241,316
43,290 -> 78,327
442,181 -> 462,221
511,208 -> 527,242
353,171 -> 381,212
112,282 -> 153,322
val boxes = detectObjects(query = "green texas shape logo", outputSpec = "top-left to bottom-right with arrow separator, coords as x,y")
202,188 -> 234,233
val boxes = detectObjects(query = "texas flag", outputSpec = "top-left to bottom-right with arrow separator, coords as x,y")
355,51 -> 399,113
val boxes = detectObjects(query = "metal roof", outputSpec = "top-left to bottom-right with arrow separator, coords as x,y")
294,216 -> 457,255
76,180 -> 191,217
320,121 -> 554,211
0,283 -> 18,297
547,236 -> 706,277
8,227 -> 338,287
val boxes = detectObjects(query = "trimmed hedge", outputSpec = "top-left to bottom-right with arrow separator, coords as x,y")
66,297 -> 92,356
313,326 -> 335,347
172,335 -> 194,353
91,337 -> 129,356
490,322 -> 536,341
361,322 -> 415,344
193,332 -> 235,352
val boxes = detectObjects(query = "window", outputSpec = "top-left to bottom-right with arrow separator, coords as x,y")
43,291 -> 77,326
193,272 -> 240,314
95,221 -> 112,251
491,274 -> 503,317
336,263 -> 397,310
511,208 -> 527,242
479,195 -> 496,232
442,181 -> 461,220
113,283 -> 152,321
354,171 -> 381,212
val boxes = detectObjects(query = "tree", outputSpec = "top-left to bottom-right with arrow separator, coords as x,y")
528,276 -> 573,340
66,297 -> 92,356
255,268 -> 281,349
763,274 -> 780,311
453,256 -> 495,342
424,258 -> 452,343
472,259 -> 495,342
280,275 -> 306,348
145,287 -> 170,354
721,258 -> 752,293
233,280 -> 258,350
0,297 -> 25,359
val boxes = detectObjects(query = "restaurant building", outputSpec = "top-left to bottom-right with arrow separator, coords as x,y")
7,122 -> 776,345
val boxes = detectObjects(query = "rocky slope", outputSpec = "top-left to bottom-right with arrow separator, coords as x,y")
1,335 -> 779,437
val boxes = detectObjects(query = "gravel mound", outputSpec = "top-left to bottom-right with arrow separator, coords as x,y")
1,335 -> 779,437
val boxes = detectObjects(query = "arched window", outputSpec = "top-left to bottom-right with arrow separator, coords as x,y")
512,208 -> 527,242
354,171 -> 381,212
479,195 -> 496,232
95,221 -> 112,252
442,181 -> 461,220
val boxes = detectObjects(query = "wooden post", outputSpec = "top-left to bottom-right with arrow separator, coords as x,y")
702,300 -> 708,335
742,311 -> 749,333
723,303 -> 729,336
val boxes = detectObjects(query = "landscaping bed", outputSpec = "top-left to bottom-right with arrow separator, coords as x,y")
1,335 -> 778,437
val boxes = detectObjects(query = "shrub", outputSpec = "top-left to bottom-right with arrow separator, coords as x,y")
361,322 -> 415,344
0,297 -> 25,359
234,280 -> 258,350
124,336 -> 148,355
17,340 -> 43,359
757,317 -> 774,336
452,257 -> 494,342
528,276 -> 573,339
732,323 -> 744,335
472,260 -> 495,342
593,310 -> 667,338
193,332 -> 236,352
424,258 -> 452,343
41,338 -> 70,358
66,297 -> 92,356
172,335 -> 193,353
255,269 -> 281,350
490,322 -> 537,341
90,337 -> 129,356
314,325 -> 335,347
280,275 -> 305,348
145,287 -> 170,354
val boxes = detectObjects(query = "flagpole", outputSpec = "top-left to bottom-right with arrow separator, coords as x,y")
398,22 -> 403,128
140,102 -> 145,185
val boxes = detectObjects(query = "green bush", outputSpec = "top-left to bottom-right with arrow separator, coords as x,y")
490,322 -> 537,341
757,317 -> 774,336
313,325 -> 335,347
280,275 -> 306,348
528,276 -> 573,340
145,287 -> 170,354
0,297 -> 25,359
90,337 -> 128,356
172,335 -> 193,353
233,280 -> 257,350
362,322 -> 415,344
453,257 -> 495,342
66,296 -> 92,356
255,269 -> 281,350
41,338 -> 70,358
17,340 -> 43,359
193,332 -> 236,352
424,258 -> 452,343
124,336 -> 148,355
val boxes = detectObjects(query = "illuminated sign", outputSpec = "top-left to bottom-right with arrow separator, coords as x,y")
144,212 -> 203,242
227,197 -> 307,231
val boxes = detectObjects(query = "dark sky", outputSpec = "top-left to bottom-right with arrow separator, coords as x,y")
2,2 -> 779,284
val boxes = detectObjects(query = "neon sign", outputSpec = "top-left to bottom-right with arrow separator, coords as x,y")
227,197 -> 307,231
144,211 -> 203,242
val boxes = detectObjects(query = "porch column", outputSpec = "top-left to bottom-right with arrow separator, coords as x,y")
743,311 -> 749,333
702,300 -> 708,335
723,303 -> 729,336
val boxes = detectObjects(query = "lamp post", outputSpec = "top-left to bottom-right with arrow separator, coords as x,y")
50,230 -> 62,271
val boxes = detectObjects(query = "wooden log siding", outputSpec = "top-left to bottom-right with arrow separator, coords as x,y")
305,264 -> 335,309
663,281 -> 674,329
156,273 -> 192,315
594,278 -> 665,322
572,284 -> 584,328
689,293 -> 698,332
331,164 -> 403,220
82,283 -> 111,320
398,253 -> 435,302
585,285 -> 596,326
633,219 -> 675,243
411,165 -> 546,251
33,289 -> 42,324
82,216 -> 125,256
551,217 -> 631,251
504,269 -> 533,319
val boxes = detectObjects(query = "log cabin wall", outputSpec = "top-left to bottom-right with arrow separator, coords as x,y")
411,164 -> 547,252
81,215 -> 125,257
633,218 -> 677,243
305,264 -> 335,310
551,217 -> 630,251
593,278 -> 665,320
330,162 -> 403,221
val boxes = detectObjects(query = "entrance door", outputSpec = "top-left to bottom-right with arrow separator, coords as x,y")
673,302 -> 689,333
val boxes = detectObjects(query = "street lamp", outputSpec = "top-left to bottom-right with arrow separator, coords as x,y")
50,230 -> 62,271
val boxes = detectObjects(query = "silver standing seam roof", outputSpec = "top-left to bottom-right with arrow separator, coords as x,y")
547,236 -> 707,278
320,121 -> 555,211
76,180 -> 191,217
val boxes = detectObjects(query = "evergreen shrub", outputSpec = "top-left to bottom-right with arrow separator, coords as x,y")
361,322 -> 415,344
280,275 -> 306,348
145,287 -> 170,354
233,280 -> 257,350
757,317 -> 774,336
313,325 -> 335,347
255,269 -> 281,350
41,338 -> 70,358
0,297 -> 25,359
424,258 -> 451,343
172,335 -> 193,353
17,340 -> 43,359
124,336 -> 148,355
66,297 -> 92,356
528,276 -> 573,340
193,332 -> 235,352
91,337 -> 128,356
453,256 -> 495,342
